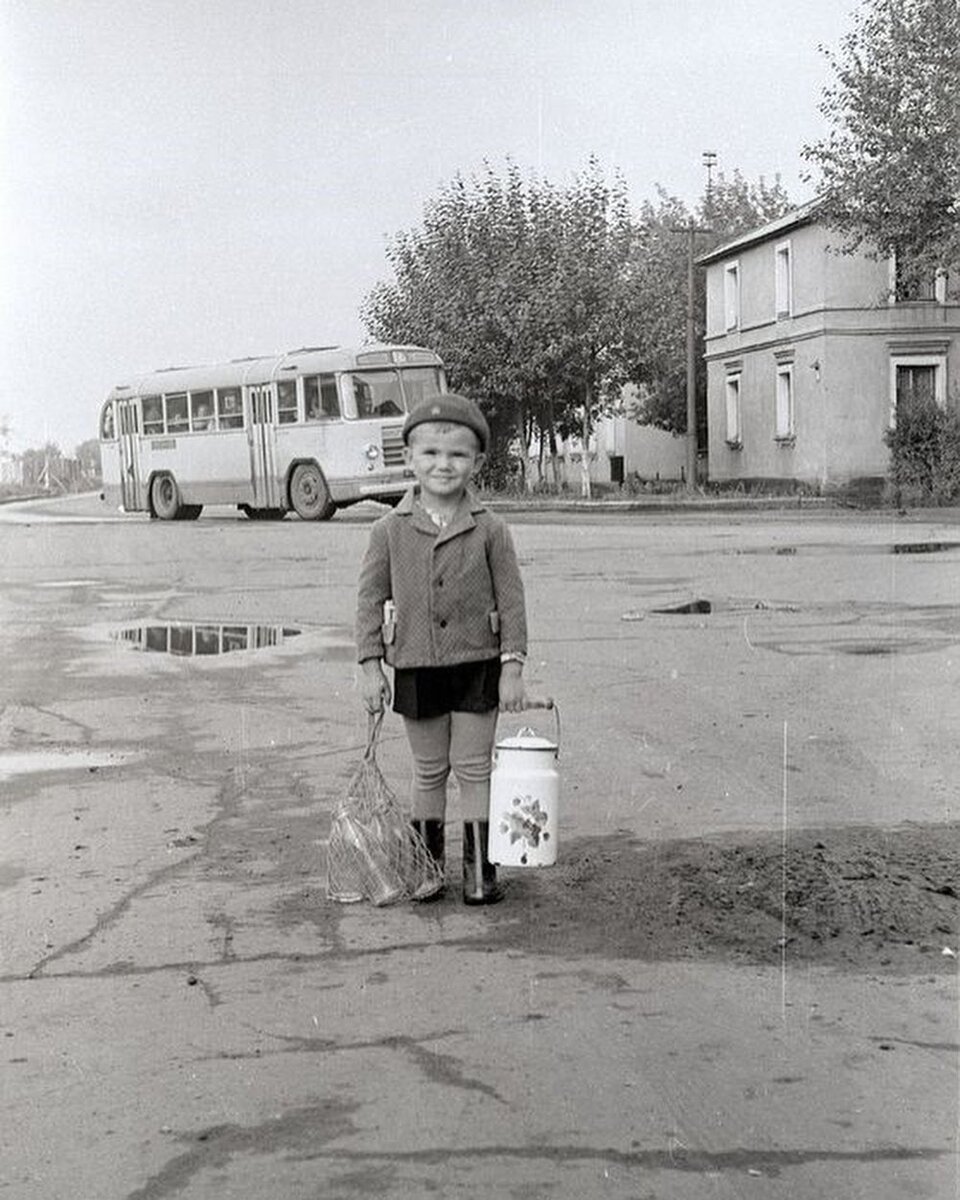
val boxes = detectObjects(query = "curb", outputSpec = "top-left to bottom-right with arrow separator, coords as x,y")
484,495 -> 833,514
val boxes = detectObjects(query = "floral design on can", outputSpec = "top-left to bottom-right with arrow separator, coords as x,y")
499,794 -> 550,859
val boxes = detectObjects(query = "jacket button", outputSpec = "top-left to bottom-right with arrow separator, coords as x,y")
439,619 -> 447,628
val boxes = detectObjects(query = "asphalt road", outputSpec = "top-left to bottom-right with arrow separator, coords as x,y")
0,494 -> 957,1199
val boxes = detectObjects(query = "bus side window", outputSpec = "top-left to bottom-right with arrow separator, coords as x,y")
165,393 -> 189,434
217,388 -> 244,429
143,396 -> 164,435
191,390 -> 215,431
100,402 -> 116,440
305,373 -> 340,420
277,380 -> 298,424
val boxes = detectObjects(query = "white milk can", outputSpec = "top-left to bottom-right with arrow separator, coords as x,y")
488,703 -> 560,867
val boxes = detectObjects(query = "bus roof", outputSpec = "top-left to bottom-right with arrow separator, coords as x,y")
106,343 -> 443,400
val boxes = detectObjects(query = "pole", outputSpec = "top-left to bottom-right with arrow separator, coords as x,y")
685,218 -> 697,492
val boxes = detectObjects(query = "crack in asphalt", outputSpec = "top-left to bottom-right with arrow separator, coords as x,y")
0,939 -> 463,985
123,1131 -> 951,1199
21,766 -> 248,979
285,1142 -> 953,1176
123,1100 -> 361,1200
24,854 -> 200,980
198,1024 -> 505,1101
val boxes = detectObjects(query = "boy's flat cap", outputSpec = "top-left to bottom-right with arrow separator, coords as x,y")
402,393 -> 489,452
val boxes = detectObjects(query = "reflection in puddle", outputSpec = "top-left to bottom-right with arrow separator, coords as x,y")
114,622 -> 302,657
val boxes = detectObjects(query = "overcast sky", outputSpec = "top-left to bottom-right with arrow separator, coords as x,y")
0,0 -> 858,453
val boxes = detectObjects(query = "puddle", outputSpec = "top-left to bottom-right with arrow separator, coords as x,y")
739,542 -> 960,557
0,748 -> 132,782
113,622 -> 302,657
758,637 -> 951,658
651,599 -> 712,615
891,542 -> 960,555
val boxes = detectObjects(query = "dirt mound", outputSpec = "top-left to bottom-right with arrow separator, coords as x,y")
492,823 -> 960,973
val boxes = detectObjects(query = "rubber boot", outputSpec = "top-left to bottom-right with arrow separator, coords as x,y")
411,818 -> 445,900
462,820 -> 503,905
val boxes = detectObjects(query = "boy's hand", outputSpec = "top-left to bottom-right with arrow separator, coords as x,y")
360,659 -> 391,714
498,662 -> 525,713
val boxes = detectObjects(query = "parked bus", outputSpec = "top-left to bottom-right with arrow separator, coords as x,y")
98,343 -> 447,520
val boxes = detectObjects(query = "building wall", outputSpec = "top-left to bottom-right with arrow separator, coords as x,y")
527,415 -> 686,487
704,215 -> 960,488
600,416 -> 687,482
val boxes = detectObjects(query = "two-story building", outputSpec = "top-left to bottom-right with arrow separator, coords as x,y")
701,200 -> 960,490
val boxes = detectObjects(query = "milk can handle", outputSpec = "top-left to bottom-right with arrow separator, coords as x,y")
522,696 -> 561,756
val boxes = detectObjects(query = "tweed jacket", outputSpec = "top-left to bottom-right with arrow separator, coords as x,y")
356,488 -> 527,670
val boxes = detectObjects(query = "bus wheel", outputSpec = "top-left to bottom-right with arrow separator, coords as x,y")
289,463 -> 335,521
151,474 -> 181,520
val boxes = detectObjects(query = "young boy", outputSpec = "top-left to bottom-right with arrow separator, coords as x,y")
356,394 -> 528,904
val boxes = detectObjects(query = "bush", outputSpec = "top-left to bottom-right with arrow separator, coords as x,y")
884,399 -> 960,504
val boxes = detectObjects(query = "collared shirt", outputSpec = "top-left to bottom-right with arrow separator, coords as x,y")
356,488 -> 527,669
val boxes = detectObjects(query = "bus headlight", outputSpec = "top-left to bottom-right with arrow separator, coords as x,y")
365,444 -> 380,459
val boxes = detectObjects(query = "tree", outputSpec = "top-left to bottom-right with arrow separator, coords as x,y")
363,160 -> 792,482
20,443 -> 64,491
75,438 -> 102,481
625,173 -> 792,435
362,159 -> 638,491
802,0 -> 960,295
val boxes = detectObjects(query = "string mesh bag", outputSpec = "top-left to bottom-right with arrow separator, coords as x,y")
326,713 -> 445,905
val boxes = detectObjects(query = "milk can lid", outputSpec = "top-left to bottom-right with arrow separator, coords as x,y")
496,727 -> 557,751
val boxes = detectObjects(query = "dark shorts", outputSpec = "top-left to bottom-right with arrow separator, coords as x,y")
393,657 -> 501,720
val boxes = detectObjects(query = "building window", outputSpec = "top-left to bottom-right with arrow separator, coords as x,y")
725,375 -> 742,446
775,241 -> 792,317
724,262 -> 740,330
889,354 -> 946,423
775,365 -> 794,440
889,253 -> 944,303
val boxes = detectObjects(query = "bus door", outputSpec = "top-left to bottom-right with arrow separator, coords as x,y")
247,385 -> 280,508
116,399 -> 144,510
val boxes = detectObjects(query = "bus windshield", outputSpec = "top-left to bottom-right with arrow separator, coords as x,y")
348,370 -> 405,418
346,366 -> 444,419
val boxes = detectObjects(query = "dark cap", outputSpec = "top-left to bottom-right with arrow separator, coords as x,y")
402,394 -> 489,452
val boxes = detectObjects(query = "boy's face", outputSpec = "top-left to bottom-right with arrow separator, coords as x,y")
404,422 -> 484,502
